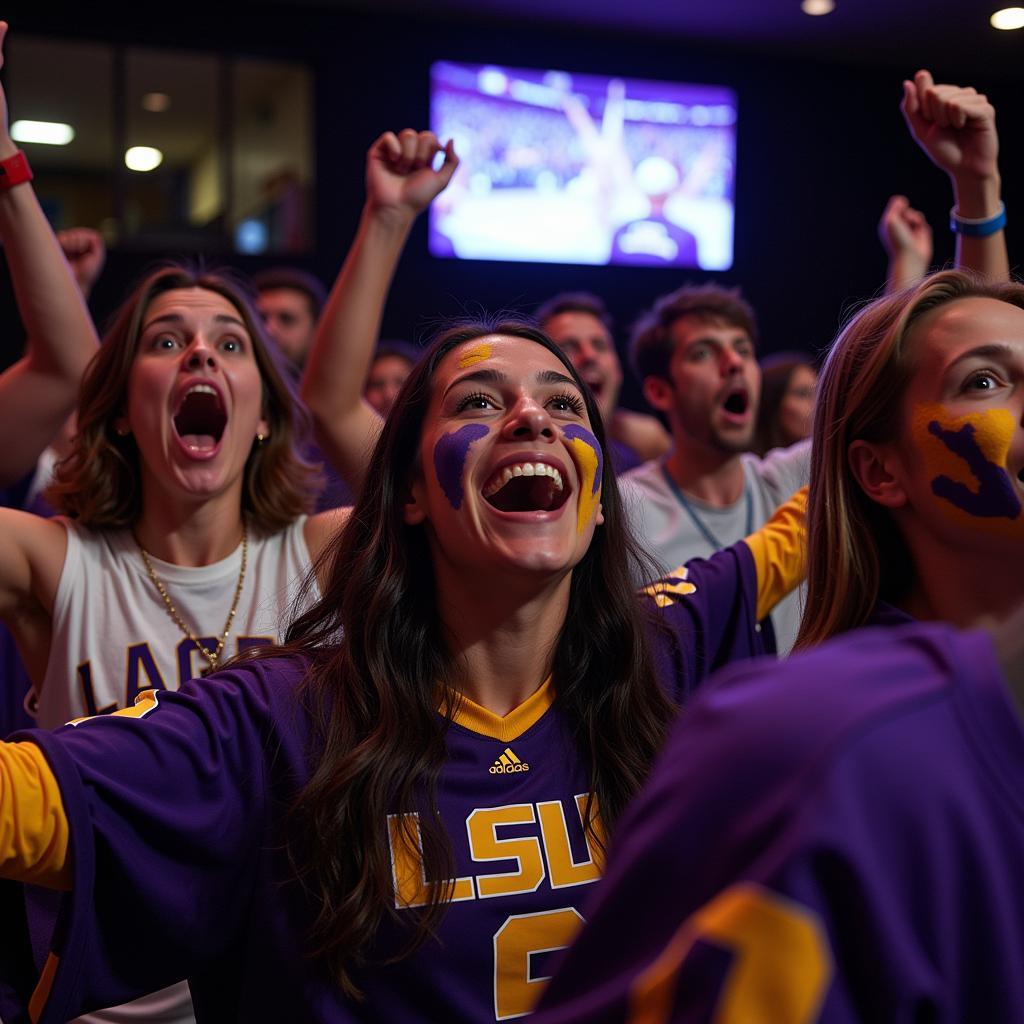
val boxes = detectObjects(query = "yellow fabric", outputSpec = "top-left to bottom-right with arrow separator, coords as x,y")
450,677 -> 555,742
29,953 -> 61,1023
0,741 -> 71,890
743,486 -> 808,623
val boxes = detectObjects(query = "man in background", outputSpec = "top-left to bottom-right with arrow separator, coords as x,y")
621,283 -> 810,653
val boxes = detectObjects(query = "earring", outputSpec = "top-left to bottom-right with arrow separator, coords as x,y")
256,433 -> 267,445
115,425 -> 130,437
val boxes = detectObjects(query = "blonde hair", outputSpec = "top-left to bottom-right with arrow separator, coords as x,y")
48,263 -> 321,532
796,269 -> 1024,649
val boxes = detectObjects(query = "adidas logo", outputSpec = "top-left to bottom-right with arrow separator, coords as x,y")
489,746 -> 530,774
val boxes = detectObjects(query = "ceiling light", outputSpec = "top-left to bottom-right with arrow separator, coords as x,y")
10,120 -> 75,145
125,146 -> 163,172
991,6 -> 1024,29
801,0 -> 835,13
142,92 -> 171,113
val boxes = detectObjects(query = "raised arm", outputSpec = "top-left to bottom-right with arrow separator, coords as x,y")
901,70 -> 1007,282
878,194 -> 933,293
300,130 -> 457,494
0,23 -> 100,486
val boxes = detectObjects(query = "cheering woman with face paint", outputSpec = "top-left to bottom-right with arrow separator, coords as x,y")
0,131 -> 805,1023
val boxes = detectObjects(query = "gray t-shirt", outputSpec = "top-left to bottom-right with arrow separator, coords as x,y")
619,441 -> 810,654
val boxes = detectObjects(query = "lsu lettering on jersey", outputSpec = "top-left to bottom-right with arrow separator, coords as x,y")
535,623 -> 1024,1023
1,541 -> 770,1023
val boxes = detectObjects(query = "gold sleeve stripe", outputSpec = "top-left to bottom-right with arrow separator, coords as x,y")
29,952 -> 61,1023
0,741 -> 72,890
744,486 -> 808,623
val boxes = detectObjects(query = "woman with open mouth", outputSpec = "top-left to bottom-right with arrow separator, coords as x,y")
0,128 -> 807,1023
0,27 -> 353,1024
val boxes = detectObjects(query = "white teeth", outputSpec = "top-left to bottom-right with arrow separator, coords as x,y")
482,462 -> 566,498
187,384 -> 217,397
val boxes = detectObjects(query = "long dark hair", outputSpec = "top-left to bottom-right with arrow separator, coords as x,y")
280,319 -> 674,994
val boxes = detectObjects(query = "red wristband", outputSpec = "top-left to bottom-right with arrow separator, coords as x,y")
0,150 -> 33,190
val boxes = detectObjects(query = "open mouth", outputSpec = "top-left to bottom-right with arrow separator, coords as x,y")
173,384 -> 227,451
722,389 -> 749,416
482,462 -> 569,513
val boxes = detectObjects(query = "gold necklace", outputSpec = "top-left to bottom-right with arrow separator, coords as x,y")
136,522 -> 248,677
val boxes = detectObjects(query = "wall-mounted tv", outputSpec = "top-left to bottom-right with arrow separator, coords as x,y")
429,61 -> 737,270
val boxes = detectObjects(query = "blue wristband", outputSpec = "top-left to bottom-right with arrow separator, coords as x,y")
950,201 -> 1006,237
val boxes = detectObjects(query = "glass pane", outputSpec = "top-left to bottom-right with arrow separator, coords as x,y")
231,59 -> 313,255
123,48 -> 223,247
6,37 -> 115,233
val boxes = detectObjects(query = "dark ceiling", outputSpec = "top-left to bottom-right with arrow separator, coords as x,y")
298,0 -> 1022,81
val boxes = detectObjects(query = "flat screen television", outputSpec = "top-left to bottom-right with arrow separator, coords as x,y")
429,61 -> 737,270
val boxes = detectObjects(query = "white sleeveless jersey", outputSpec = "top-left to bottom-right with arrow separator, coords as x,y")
36,516 -> 317,728
35,516 -> 317,1024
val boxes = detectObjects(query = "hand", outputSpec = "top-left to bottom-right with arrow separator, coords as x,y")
365,129 -> 459,223
901,71 -> 998,185
57,227 -> 106,297
878,195 -> 933,264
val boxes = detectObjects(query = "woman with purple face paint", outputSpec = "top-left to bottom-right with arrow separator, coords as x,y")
0,302 -> 806,1019
797,269 -> 1024,646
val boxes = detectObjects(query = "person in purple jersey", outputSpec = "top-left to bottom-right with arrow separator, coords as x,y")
0,291 -> 806,1020
533,617 -> 1024,1022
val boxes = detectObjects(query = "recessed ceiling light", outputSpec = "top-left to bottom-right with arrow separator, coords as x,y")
142,92 -> 171,113
10,120 -> 75,145
991,6 -> 1024,29
125,146 -> 163,172
802,0 -> 835,13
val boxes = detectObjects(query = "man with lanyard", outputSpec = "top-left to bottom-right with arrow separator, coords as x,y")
619,283 -> 809,653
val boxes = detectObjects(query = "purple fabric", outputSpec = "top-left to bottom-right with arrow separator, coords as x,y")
3,543 -> 769,1022
607,438 -> 643,476
535,623 -> 1024,1022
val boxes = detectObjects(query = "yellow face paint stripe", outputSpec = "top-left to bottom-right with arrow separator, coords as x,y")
567,436 -> 601,534
458,342 -> 493,368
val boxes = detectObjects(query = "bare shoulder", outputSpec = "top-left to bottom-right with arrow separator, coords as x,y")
0,510 -> 68,618
303,506 -> 353,563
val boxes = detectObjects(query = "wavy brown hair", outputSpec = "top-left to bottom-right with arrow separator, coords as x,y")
280,319 -> 674,994
796,269 -> 1024,649
753,352 -> 817,456
47,263 -> 321,531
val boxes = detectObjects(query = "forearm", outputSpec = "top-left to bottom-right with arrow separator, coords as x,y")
0,162 -> 99,382
301,206 -> 411,489
0,740 -> 71,889
0,170 -> 100,481
886,251 -> 929,294
952,172 -> 1008,282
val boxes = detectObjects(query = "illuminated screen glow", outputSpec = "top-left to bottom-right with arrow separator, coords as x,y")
429,61 -> 737,270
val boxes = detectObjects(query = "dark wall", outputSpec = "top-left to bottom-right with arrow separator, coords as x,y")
1,4 -> 1019,408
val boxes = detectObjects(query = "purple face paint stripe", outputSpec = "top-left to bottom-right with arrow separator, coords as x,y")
927,420 -> 1022,520
562,425 -> 603,494
433,424 -> 490,510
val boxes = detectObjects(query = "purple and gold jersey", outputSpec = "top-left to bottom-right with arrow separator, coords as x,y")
535,623 -> 1024,1023
0,543 -> 769,1023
